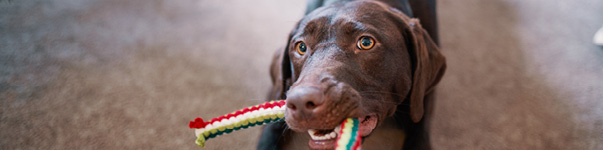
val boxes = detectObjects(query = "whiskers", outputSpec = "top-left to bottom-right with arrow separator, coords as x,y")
280,121 -> 290,137
358,90 -> 408,98
357,90 -> 410,106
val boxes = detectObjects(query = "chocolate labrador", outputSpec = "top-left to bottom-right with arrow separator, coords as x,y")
259,0 -> 446,149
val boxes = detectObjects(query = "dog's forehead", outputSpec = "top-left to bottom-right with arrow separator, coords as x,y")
296,1 -> 391,32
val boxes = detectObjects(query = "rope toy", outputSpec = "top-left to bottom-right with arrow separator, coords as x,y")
189,100 -> 361,150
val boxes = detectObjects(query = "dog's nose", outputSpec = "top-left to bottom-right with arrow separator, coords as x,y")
286,86 -> 323,119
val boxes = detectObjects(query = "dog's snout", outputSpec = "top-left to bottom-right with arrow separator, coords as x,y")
286,86 -> 323,119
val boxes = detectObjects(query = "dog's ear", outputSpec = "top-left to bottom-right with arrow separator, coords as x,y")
376,1 -> 446,123
268,35 -> 294,100
262,39 -> 293,149
404,18 -> 446,123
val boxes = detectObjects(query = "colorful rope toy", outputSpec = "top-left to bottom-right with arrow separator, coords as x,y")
189,100 -> 361,150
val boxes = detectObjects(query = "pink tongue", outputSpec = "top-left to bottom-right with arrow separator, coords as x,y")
309,138 -> 336,149
358,115 -> 377,137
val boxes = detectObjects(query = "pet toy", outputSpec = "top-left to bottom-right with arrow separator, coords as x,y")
189,100 -> 361,150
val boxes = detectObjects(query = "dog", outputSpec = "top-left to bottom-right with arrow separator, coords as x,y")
259,0 -> 446,149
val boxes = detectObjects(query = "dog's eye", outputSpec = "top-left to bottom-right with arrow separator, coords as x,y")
296,42 -> 307,55
357,36 -> 375,50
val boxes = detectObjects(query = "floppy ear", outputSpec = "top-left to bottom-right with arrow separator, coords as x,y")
268,35 -> 294,100
374,1 -> 445,122
405,18 -> 446,123
261,35 -> 294,150
261,44 -> 292,149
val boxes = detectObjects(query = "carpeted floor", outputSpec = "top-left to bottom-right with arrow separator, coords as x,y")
1,0 -> 602,149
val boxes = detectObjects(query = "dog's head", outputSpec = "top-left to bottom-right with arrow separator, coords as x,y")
269,1 -> 445,149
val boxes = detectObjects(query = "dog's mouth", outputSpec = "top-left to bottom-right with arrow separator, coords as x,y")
306,114 -> 378,150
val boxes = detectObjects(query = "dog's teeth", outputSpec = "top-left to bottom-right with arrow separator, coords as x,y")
308,129 -> 340,140
334,125 -> 341,133
308,129 -> 316,135
329,132 -> 337,138
308,129 -> 318,140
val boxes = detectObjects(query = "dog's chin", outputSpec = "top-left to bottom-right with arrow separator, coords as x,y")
286,114 -> 378,150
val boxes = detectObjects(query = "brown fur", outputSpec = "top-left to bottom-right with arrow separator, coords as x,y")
260,1 -> 446,149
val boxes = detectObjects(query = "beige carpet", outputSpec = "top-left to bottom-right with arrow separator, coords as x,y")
1,0 -> 602,149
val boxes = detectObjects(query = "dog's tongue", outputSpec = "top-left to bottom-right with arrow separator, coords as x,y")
358,115 -> 378,137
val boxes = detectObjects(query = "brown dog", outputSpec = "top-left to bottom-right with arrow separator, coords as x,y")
259,0 -> 446,149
